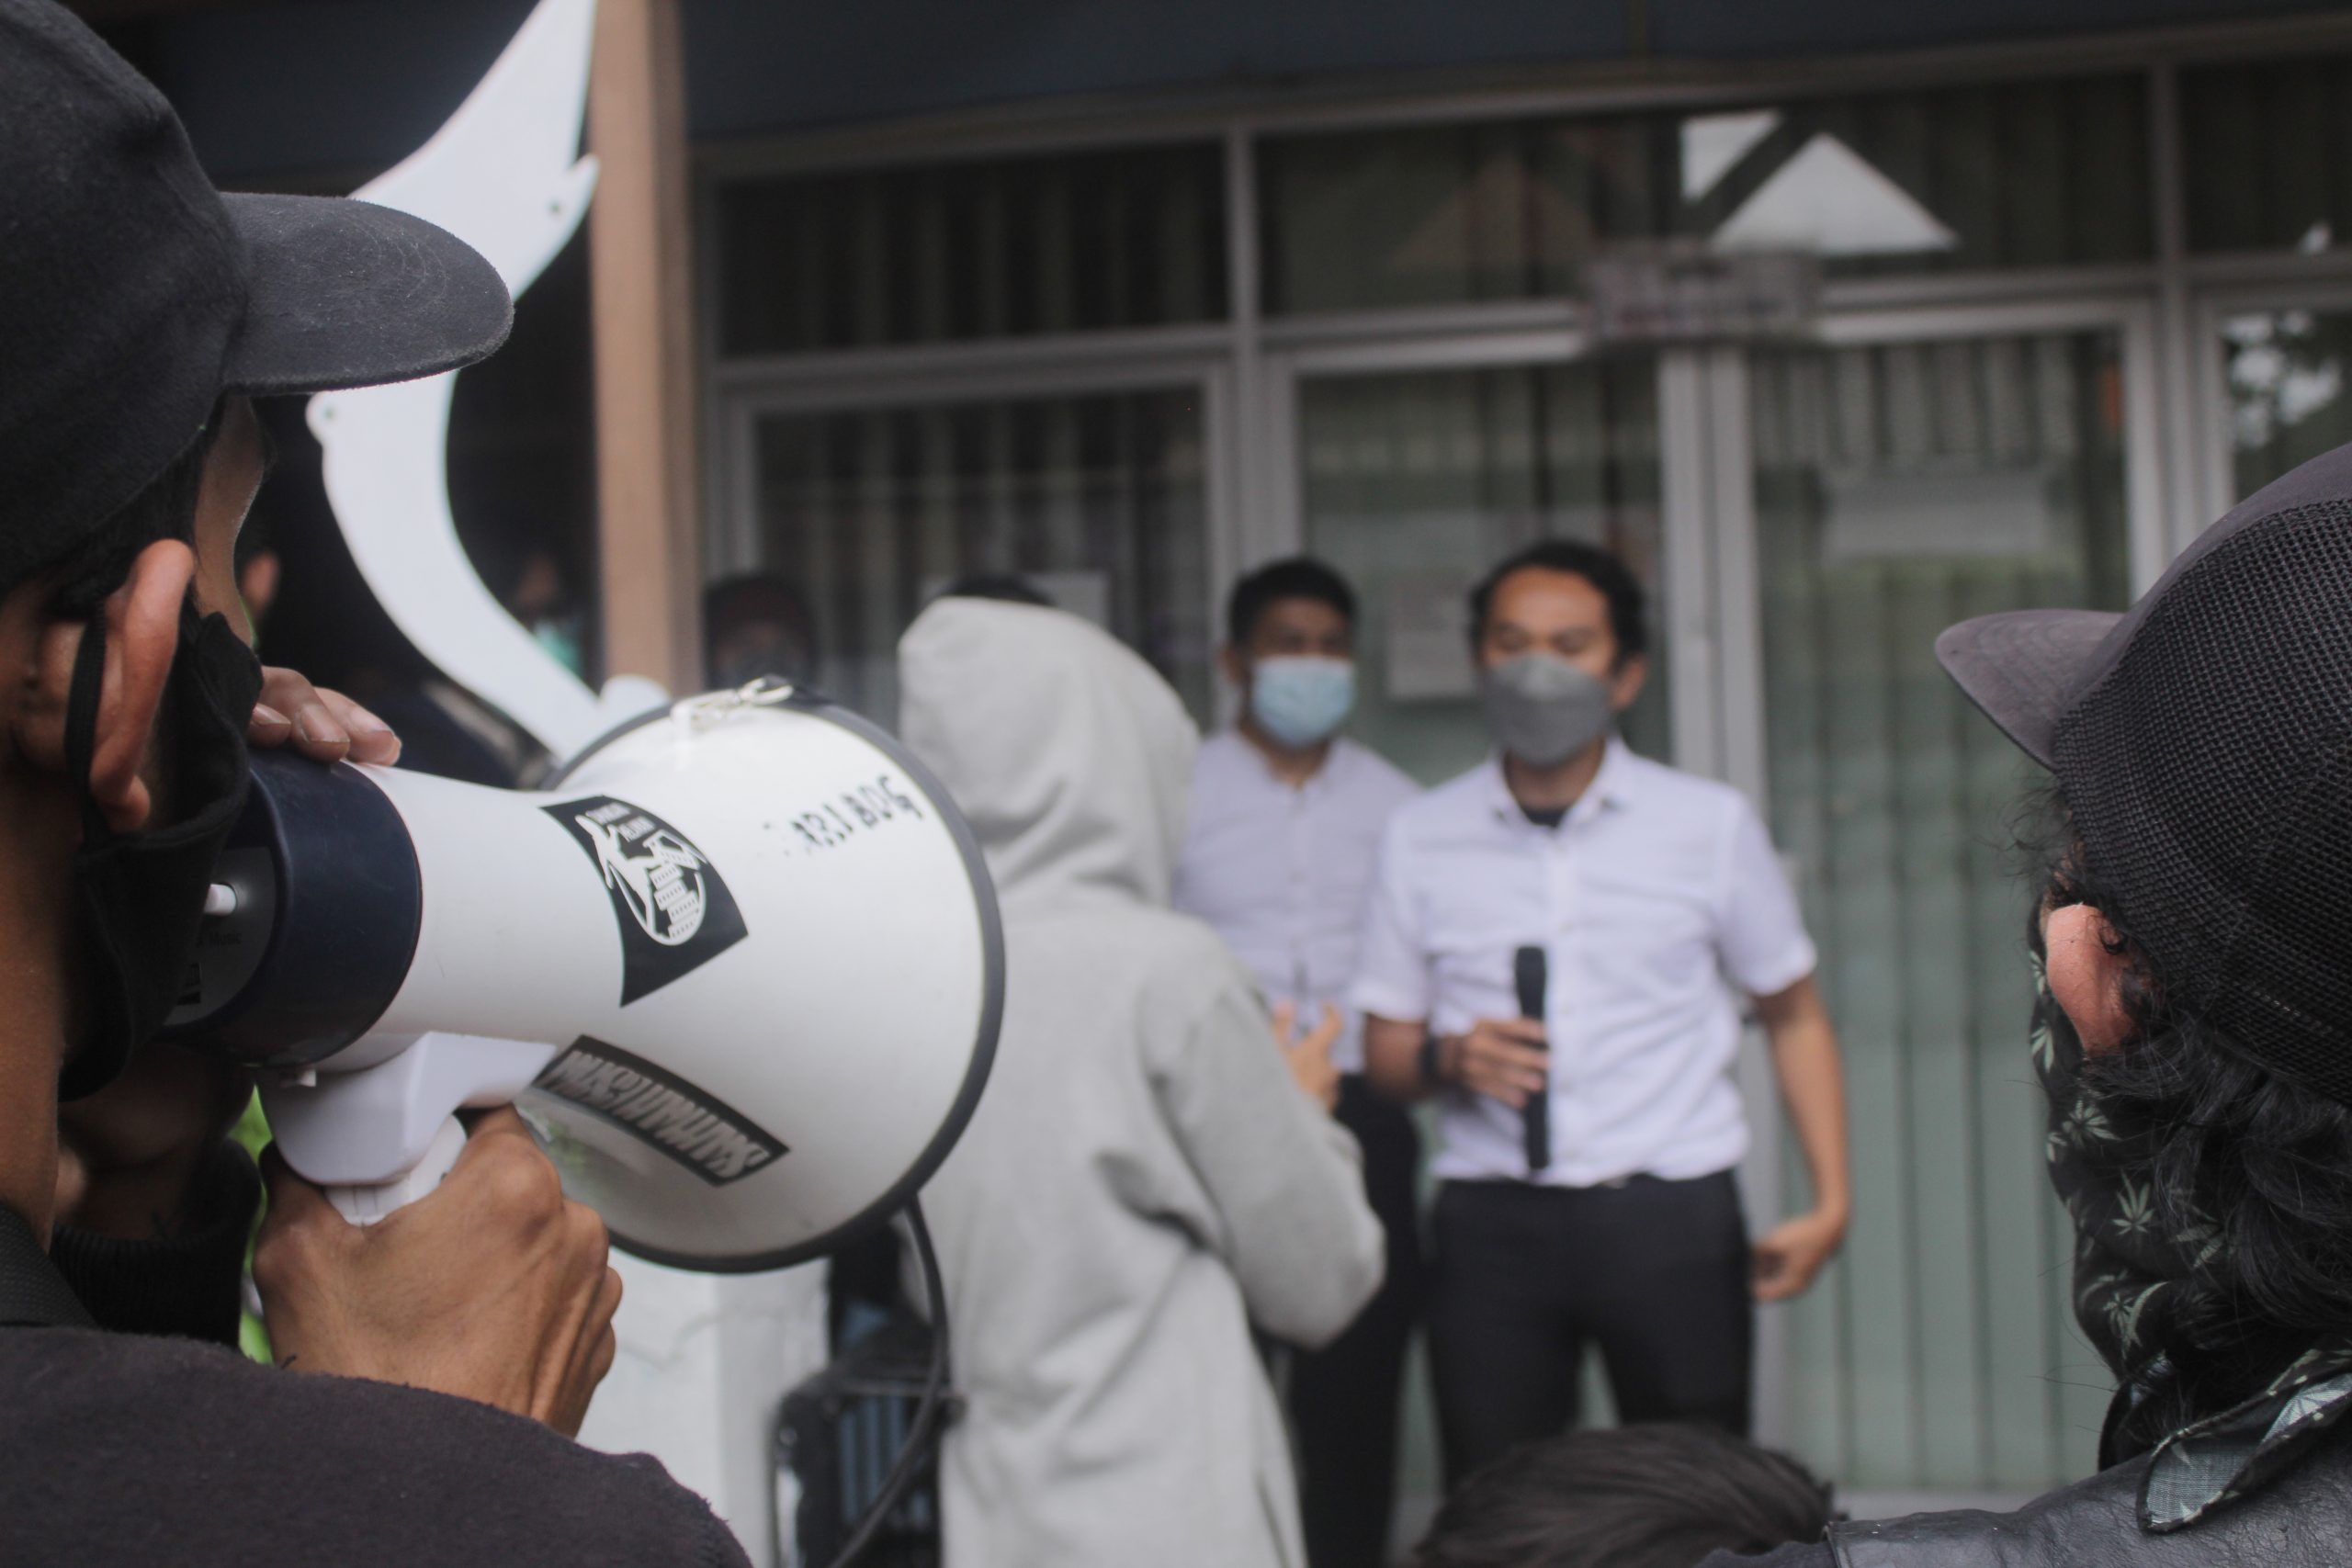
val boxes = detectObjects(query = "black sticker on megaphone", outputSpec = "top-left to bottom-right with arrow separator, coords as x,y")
545,795 -> 749,1005
532,1035 -> 786,1185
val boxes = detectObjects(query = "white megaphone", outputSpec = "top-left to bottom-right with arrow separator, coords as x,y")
161,679 -> 1002,1272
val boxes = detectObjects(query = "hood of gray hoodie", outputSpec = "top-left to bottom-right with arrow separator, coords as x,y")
891,598 -> 1380,1568
897,598 -> 1197,910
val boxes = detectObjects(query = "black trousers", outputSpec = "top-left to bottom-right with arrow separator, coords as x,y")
1427,1171 -> 1752,1490
1289,1076 -> 1423,1568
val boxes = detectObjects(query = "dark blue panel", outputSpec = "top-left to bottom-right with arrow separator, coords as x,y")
1646,0 -> 2346,57
120,0 -> 536,181
681,0 -> 1631,139
110,0 -> 2352,182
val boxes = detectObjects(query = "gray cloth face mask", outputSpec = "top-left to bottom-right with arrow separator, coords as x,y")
1480,653 -> 1615,768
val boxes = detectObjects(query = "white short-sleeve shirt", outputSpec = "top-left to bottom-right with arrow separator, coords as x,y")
1173,733 -> 1419,1073
1349,739 -> 1816,1185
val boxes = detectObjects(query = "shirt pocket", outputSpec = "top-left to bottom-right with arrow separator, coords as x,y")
1423,913 -> 1529,1025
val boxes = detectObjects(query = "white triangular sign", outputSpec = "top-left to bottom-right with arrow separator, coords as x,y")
1710,131 -> 1958,257
1681,109 -> 1781,200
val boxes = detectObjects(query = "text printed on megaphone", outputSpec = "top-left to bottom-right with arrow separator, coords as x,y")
786,773 -> 926,854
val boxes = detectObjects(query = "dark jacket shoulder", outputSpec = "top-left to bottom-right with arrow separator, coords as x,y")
1699,1542 -> 1832,1568
0,1326 -> 749,1568
1827,1422 -> 2352,1568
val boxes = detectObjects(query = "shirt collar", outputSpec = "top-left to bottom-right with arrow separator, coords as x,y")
2138,1342 -> 2352,1532
1586,736 -> 1636,812
1227,728 -> 1343,795
1480,735 -> 1637,829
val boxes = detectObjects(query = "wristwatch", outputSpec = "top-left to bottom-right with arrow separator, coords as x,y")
1419,1032 -> 1447,1088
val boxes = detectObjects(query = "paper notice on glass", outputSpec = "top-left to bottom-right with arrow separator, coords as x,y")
1385,572 -> 1476,701
1820,468 -> 2054,562
1035,570 -> 1111,628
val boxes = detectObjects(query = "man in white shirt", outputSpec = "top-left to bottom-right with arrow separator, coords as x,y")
1172,558 -> 1419,1568
1355,540 -> 1850,1487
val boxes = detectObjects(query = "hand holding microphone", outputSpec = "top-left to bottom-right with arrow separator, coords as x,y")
1428,948 -> 1552,1171
1438,1016 -> 1549,1107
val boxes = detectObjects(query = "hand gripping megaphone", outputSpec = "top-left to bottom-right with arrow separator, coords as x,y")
161,681 -> 1003,1271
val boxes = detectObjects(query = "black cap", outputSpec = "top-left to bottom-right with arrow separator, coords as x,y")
1938,443 -> 2352,1102
0,0 -> 511,591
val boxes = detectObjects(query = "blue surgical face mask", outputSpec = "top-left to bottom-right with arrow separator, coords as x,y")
1250,656 -> 1356,749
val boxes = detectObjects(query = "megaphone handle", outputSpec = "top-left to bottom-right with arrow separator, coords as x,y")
324,1114 -> 469,1226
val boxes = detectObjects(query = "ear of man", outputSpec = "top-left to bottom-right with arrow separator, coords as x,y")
2045,901 -> 2135,1055
14,540 -> 197,835
1609,651 -> 1649,712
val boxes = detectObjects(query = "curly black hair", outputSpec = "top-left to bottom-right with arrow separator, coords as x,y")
1411,1422 -> 1832,1568
2033,795 -> 2352,1453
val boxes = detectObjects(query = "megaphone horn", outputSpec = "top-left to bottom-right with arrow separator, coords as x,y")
165,681 -> 1004,1272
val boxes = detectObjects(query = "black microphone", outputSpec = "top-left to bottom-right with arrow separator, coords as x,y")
1514,945 -> 1549,1174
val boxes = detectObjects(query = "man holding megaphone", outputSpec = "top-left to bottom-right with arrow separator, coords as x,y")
0,6 -> 747,1563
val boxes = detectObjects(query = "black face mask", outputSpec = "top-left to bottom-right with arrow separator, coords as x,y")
59,606 -> 262,1100
2035,963 -> 2352,1516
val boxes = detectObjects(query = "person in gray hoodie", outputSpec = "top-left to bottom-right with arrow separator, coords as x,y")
898,596 -> 1386,1568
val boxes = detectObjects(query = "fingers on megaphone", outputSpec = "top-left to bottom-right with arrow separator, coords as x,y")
259,1106 -> 574,1247
444,1111 -> 619,1288
250,666 -> 400,765
256,1138 -> 342,1237
449,1106 -> 566,1209
593,1262 -> 624,1339
1271,999 -> 1298,1045
554,1265 -> 626,1437
254,1115 -> 626,1435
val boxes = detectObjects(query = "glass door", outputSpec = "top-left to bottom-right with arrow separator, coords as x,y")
718,378 -> 1219,729
2197,288 -> 2352,524
1731,318 -> 2155,1497
1284,349 -> 1671,785
1270,341 -> 1671,1543
1264,311 -> 2162,1516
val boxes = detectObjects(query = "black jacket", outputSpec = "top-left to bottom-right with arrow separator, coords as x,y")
1826,1426 -> 2352,1567
1707,1420 -> 2352,1568
0,1144 -> 751,1568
